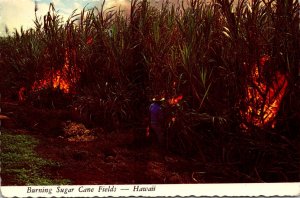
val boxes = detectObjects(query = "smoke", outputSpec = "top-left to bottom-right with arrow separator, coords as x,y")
0,0 -> 61,36
103,0 -> 131,10
101,0 -> 185,14
0,0 -> 82,36
0,0 -> 37,35
100,0 -> 131,15
0,0 -> 213,36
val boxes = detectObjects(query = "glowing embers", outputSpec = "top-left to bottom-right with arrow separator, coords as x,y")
241,55 -> 288,128
168,95 -> 183,123
168,95 -> 183,106
32,49 -> 80,94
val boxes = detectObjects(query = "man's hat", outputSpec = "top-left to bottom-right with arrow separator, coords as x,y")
152,97 -> 165,102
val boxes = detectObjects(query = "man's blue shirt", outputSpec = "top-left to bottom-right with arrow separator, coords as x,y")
149,103 -> 163,125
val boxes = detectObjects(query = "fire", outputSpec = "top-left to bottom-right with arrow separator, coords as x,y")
168,95 -> 183,106
32,48 -> 80,94
167,95 -> 183,126
241,55 -> 288,128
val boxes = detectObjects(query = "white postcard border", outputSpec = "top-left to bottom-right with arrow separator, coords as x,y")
1,183 -> 300,197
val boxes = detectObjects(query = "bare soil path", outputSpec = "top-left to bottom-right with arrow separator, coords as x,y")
1,101 -> 196,185
4,100 -> 296,184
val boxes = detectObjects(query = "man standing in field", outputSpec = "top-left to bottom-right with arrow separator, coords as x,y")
149,97 -> 166,148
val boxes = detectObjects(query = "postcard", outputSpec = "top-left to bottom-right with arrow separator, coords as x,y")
1,0 -> 299,197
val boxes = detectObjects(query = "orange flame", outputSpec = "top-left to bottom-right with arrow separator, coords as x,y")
241,55 -> 288,128
168,95 -> 183,105
167,95 -> 183,126
32,48 -> 80,94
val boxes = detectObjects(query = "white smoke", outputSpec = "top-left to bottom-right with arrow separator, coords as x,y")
101,0 -> 131,15
0,0 -> 41,36
0,0 -> 198,36
0,0 -> 84,36
101,0 -> 185,14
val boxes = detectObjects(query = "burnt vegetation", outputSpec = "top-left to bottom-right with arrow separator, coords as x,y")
0,0 -> 299,183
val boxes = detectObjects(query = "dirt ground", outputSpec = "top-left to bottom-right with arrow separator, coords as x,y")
3,100 -> 298,185
1,101 -> 201,185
